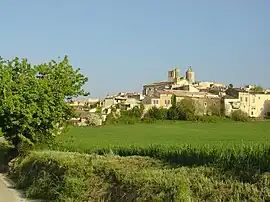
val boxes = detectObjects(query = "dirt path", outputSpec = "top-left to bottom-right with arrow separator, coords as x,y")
0,174 -> 25,202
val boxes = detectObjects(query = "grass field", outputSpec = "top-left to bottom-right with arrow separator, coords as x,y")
8,121 -> 270,201
55,121 -> 270,151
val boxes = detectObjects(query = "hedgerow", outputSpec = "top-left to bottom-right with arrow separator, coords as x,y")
8,150 -> 270,201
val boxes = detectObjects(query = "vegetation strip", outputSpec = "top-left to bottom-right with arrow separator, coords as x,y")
8,150 -> 270,202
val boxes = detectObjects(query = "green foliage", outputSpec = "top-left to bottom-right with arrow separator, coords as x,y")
171,94 -> 177,107
129,106 -> 143,118
178,98 -> 196,121
118,116 -> 137,124
9,150 -> 270,201
231,110 -> 249,122
146,106 -> 168,120
54,122 -> 270,151
250,85 -> 264,92
105,113 -> 119,124
0,56 -> 88,148
105,106 -> 144,125
95,106 -> 102,114
196,115 -> 222,123
87,113 -> 102,126
167,106 -> 179,120
140,117 -> 156,124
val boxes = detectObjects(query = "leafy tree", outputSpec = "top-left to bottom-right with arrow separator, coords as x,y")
167,106 -> 179,120
178,98 -> 196,121
0,56 -> 88,148
146,106 -> 161,120
139,103 -> 145,117
231,110 -> 249,122
171,94 -> 177,107
130,106 -> 142,118
250,85 -> 264,93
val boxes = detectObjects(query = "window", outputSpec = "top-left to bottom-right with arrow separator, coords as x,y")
240,97 -> 243,102
252,95 -> 255,103
251,111 -> 254,116
204,102 -> 207,107
152,100 -> 159,105
245,97 -> 248,102
165,100 -> 170,105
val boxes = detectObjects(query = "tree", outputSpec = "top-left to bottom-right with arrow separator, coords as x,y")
146,106 -> 167,120
231,110 -> 249,122
178,98 -> 196,121
250,85 -> 264,93
167,94 -> 179,120
0,56 -> 88,148
171,94 -> 177,107
167,106 -> 179,120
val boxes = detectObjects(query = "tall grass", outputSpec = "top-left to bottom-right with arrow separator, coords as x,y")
50,143 -> 270,183
9,150 -> 270,202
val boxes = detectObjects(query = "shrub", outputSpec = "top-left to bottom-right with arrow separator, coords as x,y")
231,110 -> 249,122
119,116 -> 137,124
167,106 -> 179,120
130,106 -> 143,118
8,151 -> 191,201
9,150 -> 270,202
178,98 -> 196,121
146,106 -> 167,120
197,115 -> 221,123
141,117 -> 156,124
105,113 -> 119,124
87,113 -> 102,126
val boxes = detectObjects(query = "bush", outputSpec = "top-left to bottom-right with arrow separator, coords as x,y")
9,150 -> 270,202
167,106 -> 179,120
119,116 -> 137,124
87,113 -> 102,126
178,98 -> 196,121
8,151 -> 190,201
231,110 -> 249,122
140,117 -> 156,124
147,107 -> 168,120
197,115 -> 221,123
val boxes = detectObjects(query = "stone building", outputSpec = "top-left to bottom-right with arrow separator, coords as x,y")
186,66 -> 195,84
142,90 -> 221,116
224,88 -> 270,118
103,92 -> 142,110
142,67 -> 196,96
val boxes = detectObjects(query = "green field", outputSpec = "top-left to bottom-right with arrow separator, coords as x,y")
56,121 -> 270,151
10,122 -> 270,201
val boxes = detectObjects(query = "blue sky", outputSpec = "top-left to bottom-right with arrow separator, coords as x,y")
0,0 -> 269,97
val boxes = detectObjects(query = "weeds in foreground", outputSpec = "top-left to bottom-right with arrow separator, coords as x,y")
8,150 -> 270,202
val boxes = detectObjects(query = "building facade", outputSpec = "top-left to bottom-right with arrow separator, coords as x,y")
142,67 -> 196,96
142,90 -> 221,116
224,88 -> 270,118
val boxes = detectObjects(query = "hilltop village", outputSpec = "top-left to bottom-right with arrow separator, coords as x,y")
69,66 -> 270,124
